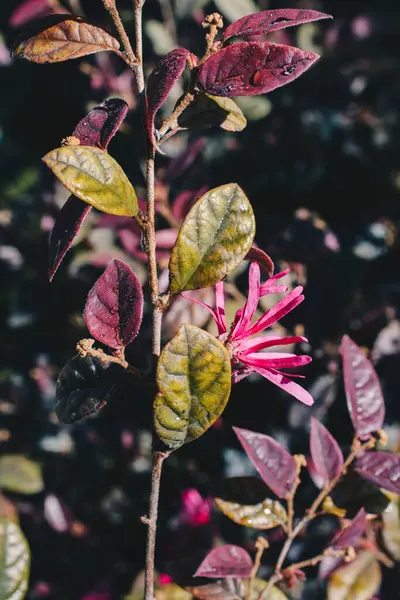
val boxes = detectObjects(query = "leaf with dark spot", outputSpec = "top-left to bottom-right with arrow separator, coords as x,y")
355,451 -> 400,495
194,545 -> 252,579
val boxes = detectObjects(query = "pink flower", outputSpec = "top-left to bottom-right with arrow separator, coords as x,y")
183,263 -> 313,405
179,489 -> 213,527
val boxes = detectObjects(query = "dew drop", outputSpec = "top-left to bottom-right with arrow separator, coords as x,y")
250,70 -> 263,87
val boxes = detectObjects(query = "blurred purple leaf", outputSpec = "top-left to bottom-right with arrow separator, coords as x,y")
10,0 -> 60,28
44,494 -> 70,533
319,554 -> 345,580
355,451 -> 400,495
340,335 -> 385,439
233,427 -> 297,498
223,9 -> 332,40
196,42 -> 319,97
331,508 -> 367,550
310,417 -> 344,483
245,246 -> 274,276
84,259 -> 143,350
194,545 -> 252,579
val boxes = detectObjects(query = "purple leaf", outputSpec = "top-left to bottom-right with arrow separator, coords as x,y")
331,508 -> 367,550
196,42 -> 319,98
245,246 -> 274,276
10,0 -> 58,28
194,545 -> 252,579
233,426 -> 297,498
84,259 -> 143,350
355,451 -> 400,495
340,335 -> 385,439
48,195 -> 91,281
146,48 -> 192,147
310,417 -> 344,483
223,9 -> 332,41
72,98 -> 129,150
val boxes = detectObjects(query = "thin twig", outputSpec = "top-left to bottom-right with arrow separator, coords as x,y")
102,0 -> 137,66
133,0 -> 145,94
158,92 -> 195,137
247,537 -> 269,600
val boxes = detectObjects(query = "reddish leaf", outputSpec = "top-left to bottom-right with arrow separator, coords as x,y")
194,545 -> 252,579
223,9 -> 332,41
245,246 -> 274,276
310,418 -> 344,483
10,0 -> 58,28
84,259 -> 143,350
340,335 -> 385,439
146,48 -> 192,147
331,508 -> 367,550
233,427 -> 297,498
355,451 -> 400,495
196,42 -> 319,98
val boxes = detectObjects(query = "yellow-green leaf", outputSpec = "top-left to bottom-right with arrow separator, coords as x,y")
168,184 -> 255,293
328,551 -> 381,600
177,94 -> 247,132
12,17 -> 120,64
0,455 -> 43,495
0,518 -> 30,600
245,579 -> 288,600
382,497 -> 400,561
215,497 -> 287,530
42,146 -> 138,217
154,324 -> 231,449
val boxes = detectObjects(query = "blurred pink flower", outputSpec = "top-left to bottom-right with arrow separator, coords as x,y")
179,489 -> 213,527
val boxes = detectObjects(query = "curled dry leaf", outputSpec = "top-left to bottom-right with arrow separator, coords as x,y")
177,93 -> 247,132
84,259 -> 143,350
310,418 -> 344,483
233,427 -> 297,498
340,335 -> 385,439
12,16 -> 120,63
215,497 -> 287,530
354,451 -> 400,495
43,146 -> 138,217
194,545 -> 252,579
327,551 -> 381,600
0,455 -> 44,495
0,518 -> 30,600
331,508 -> 367,550
168,184 -> 255,294
196,42 -> 319,97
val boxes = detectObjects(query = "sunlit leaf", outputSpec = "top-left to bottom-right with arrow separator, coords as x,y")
233,427 -> 297,498
194,545 -> 252,578
177,94 -> 247,132
245,579 -> 288,600
310,418 -> 344,483
154,324 -> 231,449
215,497 -> 287,529
327,551 -> 381,600
382,496 -> 400,561
168,184 -> 255,294
355,451 -> 400,495
0,455 -> 43,495
214,0 -> 258,23
331,509 -> 367,550
12,16 -> 120,63
42,146 -> 138,217
0,518 -> 30,600
340,335 -> 385,439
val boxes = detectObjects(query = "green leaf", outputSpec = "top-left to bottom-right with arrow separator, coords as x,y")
328,551 -> 381,600
234,96 -> 272,121
245,580 -> 288,600
177,94 -> 247,132
154,324 -> 231,449
0,455 -> 43,495
168,184 -> 255,293
42,146 -> 138,217
215,497 -> 288,530
0,518 -> 30,600
382,496 -> 400,561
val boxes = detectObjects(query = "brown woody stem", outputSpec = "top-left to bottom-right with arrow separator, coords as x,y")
158,91 -> 195,138
102,0 -> 137,66
247,537 -> 269,600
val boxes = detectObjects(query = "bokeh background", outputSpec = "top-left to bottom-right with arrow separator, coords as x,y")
1,0 -> 400,598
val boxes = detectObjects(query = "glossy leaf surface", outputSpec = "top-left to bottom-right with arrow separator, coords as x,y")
194,545 -> 252,578
310,418 -> 344,483
177,94 -> 247,132
233,427 -> 297,498
196,42 -> 319,97
84,259 -> 143,350
154,324 -> 231,449
0,518 -> 30,600
223,9 -> 332,40
12,16 -> 120,63
327,551 -> 381,600
331,508 -> 367,550
168,184 -> 255,293
0,455 -> 44,495
215,497 -> 287,529
340,335 -> 385,439
43,146 -> 138,217
355,451 -> 400,495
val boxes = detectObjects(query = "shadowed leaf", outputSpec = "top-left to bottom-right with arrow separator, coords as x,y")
215,497 -> 287,529
233,427 -> 297,498
327,551 -> 381,600
223,9 -> 332,40
333,470 -> 390,517
154,324 -> 231,450
12,16 -> 120,63
331,508 -> 367,550
177,94 -> 247,132
194,545 -> 252,578
196,42 -> 319,97
340,335 -> 385,439
84,259 -> 143,350
355,451 -> 400,495
245,246 -> 274,276
168,184 -> 255,294
0,518 -> 30,600
0,455 -> 43,495
213,476 -> 274,505
43,146 -> 138,217
310,418 -> 344,483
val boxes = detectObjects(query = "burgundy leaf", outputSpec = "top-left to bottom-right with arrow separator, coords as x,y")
310,417 -> 344,483
340,335 -> 385,439
72,98 -> 129,150
146,48 -> 192,147
223,9 -> 332,41
196,42 -> 319,98
245,246 -> 274,276
331,508 -> 367,550
48,195 -> 91,281
10,0 -> 58,28
233,426 -> 297,498
84,259 -> 143,350
194,545 -> 252,579
355,451 -> 400,495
